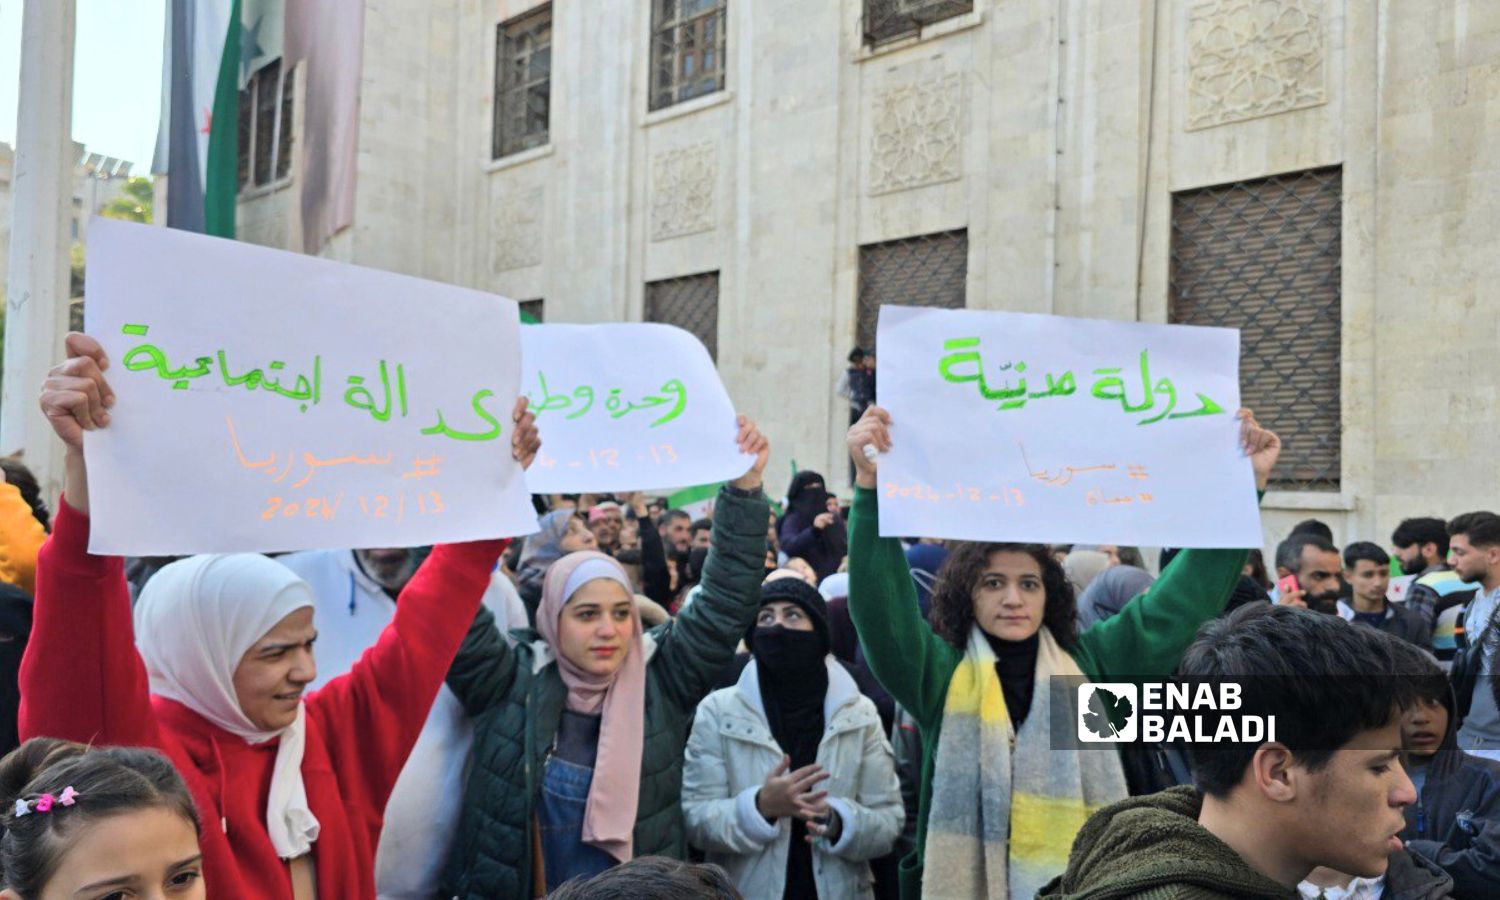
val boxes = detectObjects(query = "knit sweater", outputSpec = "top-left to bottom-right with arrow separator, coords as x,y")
845,486 -> 1247,898
1038,786 -> 1295,899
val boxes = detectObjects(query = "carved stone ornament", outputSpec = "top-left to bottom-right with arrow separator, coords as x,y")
1186,0 -> 1326,130
868,73 -> 964,195
650,143 -> 717,241
491,185 -> 544,272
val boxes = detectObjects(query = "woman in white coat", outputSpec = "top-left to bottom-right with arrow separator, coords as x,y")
683,576 -> 903,900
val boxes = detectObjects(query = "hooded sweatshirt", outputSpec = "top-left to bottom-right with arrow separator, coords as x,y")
1038,786 -> 1294,900
19,501 -> 503,899
1401,682 -> 1500,898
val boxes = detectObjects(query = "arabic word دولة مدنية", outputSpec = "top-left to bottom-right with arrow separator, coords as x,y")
937,337 -> 1225,425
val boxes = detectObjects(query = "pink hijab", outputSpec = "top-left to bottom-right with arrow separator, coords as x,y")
536,551 -> 646,863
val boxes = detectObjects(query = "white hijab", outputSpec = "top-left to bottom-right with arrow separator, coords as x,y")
135,554 -> 321,859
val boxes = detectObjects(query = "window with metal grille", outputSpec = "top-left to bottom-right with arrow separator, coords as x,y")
519,299 -> 544,323
237,60 -> 295,191
863,0 -> 973,46
493,7 -> 551,159
646,272 -> 719,360
1170,167 -> 1342,492
649,0 -> 727,112
856,230 -> 968,351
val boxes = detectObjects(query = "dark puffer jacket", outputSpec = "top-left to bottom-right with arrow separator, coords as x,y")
440,487 -> 769,899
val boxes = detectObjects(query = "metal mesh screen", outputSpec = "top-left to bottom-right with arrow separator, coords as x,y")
1170,167 -> 1342,491
646,272 -> 720,360
863,0 -> 973,46
856,230 -> 968,351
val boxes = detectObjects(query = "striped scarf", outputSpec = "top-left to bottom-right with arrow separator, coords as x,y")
922,626 -> 1128,899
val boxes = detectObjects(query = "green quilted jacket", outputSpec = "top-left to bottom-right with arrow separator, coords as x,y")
439,487 -> 769,899
1038,786 -> 1295,899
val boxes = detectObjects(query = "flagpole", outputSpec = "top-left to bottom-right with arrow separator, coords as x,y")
1,0 -> 77,505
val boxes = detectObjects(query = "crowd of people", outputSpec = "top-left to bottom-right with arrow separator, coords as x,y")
0,333 -> 1494,899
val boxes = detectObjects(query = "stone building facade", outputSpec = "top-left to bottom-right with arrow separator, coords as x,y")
0,141 -> 134,299
234,0 -> 1500,553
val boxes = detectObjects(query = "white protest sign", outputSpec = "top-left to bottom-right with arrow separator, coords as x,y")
519,323 -> 751,493
83,219 -> 538,554
875,305 -> 1261,547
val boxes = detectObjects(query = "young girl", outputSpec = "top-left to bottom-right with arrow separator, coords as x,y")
440,418 -> 771,897
843,405 -> 1281,899
23,334 -> 541,898
0,738 -> 203,899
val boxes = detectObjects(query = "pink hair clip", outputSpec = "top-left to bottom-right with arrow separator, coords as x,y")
12,787 -> 79,818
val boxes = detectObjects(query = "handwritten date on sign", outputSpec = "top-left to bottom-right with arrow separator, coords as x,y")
534,444 -> 680,471
262,491 -> 446,523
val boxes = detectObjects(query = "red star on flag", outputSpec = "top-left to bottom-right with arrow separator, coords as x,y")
200,107 -> 213,135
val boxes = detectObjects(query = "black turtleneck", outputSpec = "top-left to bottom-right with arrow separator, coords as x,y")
985,631 -> 1039,727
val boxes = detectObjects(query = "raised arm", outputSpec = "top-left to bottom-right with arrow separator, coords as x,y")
845,408 -> 960,731
446,602 -> 521,715
308,537 -> 508,804
308,398 -> 539,812
650,417 -> 770,712
1076,409 -> 1281,682
21,334 -> 162,750
631,493 -> 673,606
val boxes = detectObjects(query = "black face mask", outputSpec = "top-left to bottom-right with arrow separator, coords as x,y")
753,625 -> 827,679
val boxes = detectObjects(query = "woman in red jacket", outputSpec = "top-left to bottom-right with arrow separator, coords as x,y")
17,333 -> 540,899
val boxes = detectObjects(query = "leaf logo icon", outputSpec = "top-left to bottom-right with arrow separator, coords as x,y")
1082,686 -> 1134,739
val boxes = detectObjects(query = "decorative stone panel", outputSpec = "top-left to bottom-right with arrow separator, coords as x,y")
491,185 -> 544,272
1186,0 -> 1326,130
868,73 -> 964,195
650,143 -> 717,241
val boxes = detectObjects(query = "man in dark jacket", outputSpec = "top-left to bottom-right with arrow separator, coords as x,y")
1041,604 -> 1420,900
1338,542 -> 1432,648
1400,656 -> 1500,898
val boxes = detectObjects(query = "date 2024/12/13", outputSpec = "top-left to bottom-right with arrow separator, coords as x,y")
260,490 -> 446,524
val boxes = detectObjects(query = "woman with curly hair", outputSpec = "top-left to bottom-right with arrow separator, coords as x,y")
841,405 -> 1282,900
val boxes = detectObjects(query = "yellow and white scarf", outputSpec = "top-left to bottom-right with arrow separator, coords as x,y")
922,625 -> 1128,899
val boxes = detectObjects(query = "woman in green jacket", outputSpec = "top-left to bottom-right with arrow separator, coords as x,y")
440,417 -> 771,898
842,405 -> 1282,900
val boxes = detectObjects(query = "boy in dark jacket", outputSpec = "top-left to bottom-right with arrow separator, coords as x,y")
1400,655 -> 1500,897
1042,604 -> 1422,900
